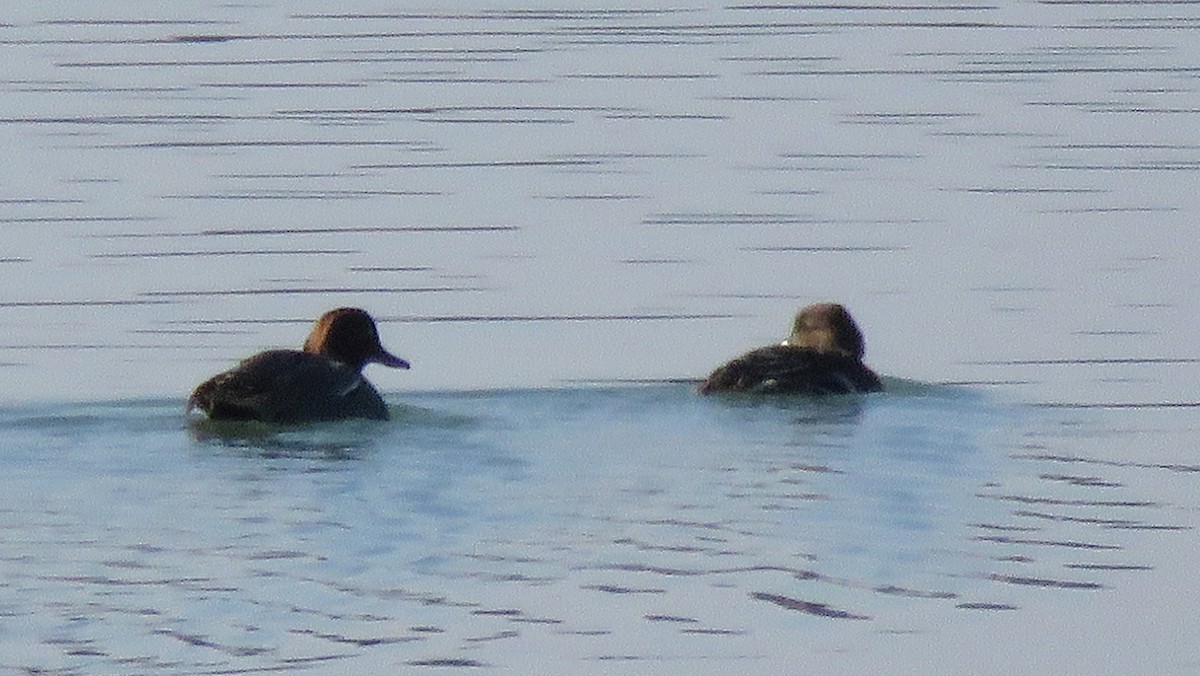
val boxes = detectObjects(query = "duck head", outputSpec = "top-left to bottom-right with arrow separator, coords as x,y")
784,303 -> 867,359
302,307 -> 411,371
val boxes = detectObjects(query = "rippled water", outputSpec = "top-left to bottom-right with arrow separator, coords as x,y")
4,384 -> 1195,673
3,1 -> 1200,674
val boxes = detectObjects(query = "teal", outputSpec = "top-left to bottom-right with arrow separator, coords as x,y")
188,308 -> 410,423
700,303 -> 882,395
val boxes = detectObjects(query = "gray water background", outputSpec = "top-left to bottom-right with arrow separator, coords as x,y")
2,1 -> 1200,673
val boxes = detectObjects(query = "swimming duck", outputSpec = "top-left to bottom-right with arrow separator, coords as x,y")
699,303 -> 882,395
188,307 -> 410,423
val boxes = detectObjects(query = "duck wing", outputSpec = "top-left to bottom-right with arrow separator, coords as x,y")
700,345 -> 882,395
188,350 -> 389,423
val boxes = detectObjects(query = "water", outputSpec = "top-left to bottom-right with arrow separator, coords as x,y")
3,1 -> 1200,673
4,384 -> 1192,673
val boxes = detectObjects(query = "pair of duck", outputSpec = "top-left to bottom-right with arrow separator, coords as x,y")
188,303 -> 883,424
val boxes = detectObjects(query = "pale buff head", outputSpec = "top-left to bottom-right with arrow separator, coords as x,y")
784,303 -> 867,359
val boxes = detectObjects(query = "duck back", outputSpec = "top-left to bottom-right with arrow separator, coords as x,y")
699,345 -> 882,395
188,350 -> 390,423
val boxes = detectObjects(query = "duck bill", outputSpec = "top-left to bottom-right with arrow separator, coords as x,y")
372,349 -> 411,369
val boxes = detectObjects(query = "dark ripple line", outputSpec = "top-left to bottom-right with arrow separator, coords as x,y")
1022,162 -> 1200,171
215,172 -> 365,178
199,81 -> 365,88
55,51 -> 548,67
1064,563 -> 1153,571
296,10 -> 694,19
745,245 -> 907,252
133,329 -> 251,335
973,522 -> 1040,532
153,629 -> 271,657
0,216 -> 158,224
0,300 -> 169,308
348,266 -> 435,272
97,139 -> 434,149
977,493 -> 1158,508
1034,402 -> 1200,410
758,65 -> 1200,76
643,212 -> 822,225
414,116 -> 571,124
167,313 -> 737,325
954,187 -> 1104,194
379,76 -> 549,85
1038,473 -> 1122,488
986,574 -> 1104,590
691,292 -> 811,299
541,194 -> 647,201
977,357 -> 1200,365
1092,20 -> 1200,31
844,111 -> 976,120
553,24 -> 840,37
780,151 -> 920,159
556,19 -> 1004,31
1038,142 -> 1200,150
723,55 -> 838,63
749,592 -> 870,620
563,72 -> 718,80
356,159 -> 603,169
13,85 -> 190,94
1011,453 -> 1200,474
970,286 -> 1053,292
0,114 -> 253,125
350,47 -> 542,56
730,3 -> 994,9
104,225 -> 519,238
291,628 -> 420,647
396,313 -> 737,323
1042,0 -> 1200,6
681,628 -> 747,636
170,35 -> 238,44
585,585 -> 665,595
40,19 -> 236,25
92,249 -> 358,259
0,343 -> 221,349
0,198 -> 85,204
583,564 -> 822,583
604,112 -> 728,120
1045,205 -> 1179,213
142,287 -> 485,297
553,151 -> 701,160
645,614 -> 697,623
39,574 -> 217,587
873,585 -> 957,600
162,190 -> 443,200
278,104 -> 633,116
1107,523 -> 1192,531
977,535 -> 1121,550
1073,330 -> 1157,336
41,19 -> 778,46
941,379 -> 1038,386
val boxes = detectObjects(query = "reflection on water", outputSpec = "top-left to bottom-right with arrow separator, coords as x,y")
1,385 -> 1195,672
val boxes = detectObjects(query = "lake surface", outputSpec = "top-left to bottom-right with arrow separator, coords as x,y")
2,1 -> 1200,673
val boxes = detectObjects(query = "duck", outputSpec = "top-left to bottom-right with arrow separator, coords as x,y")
699,302 -> 882,395
188,307 -> 410,423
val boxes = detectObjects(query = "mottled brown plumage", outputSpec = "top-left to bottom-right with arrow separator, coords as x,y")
188,308 -> 409,423
700,303 -> 882,395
